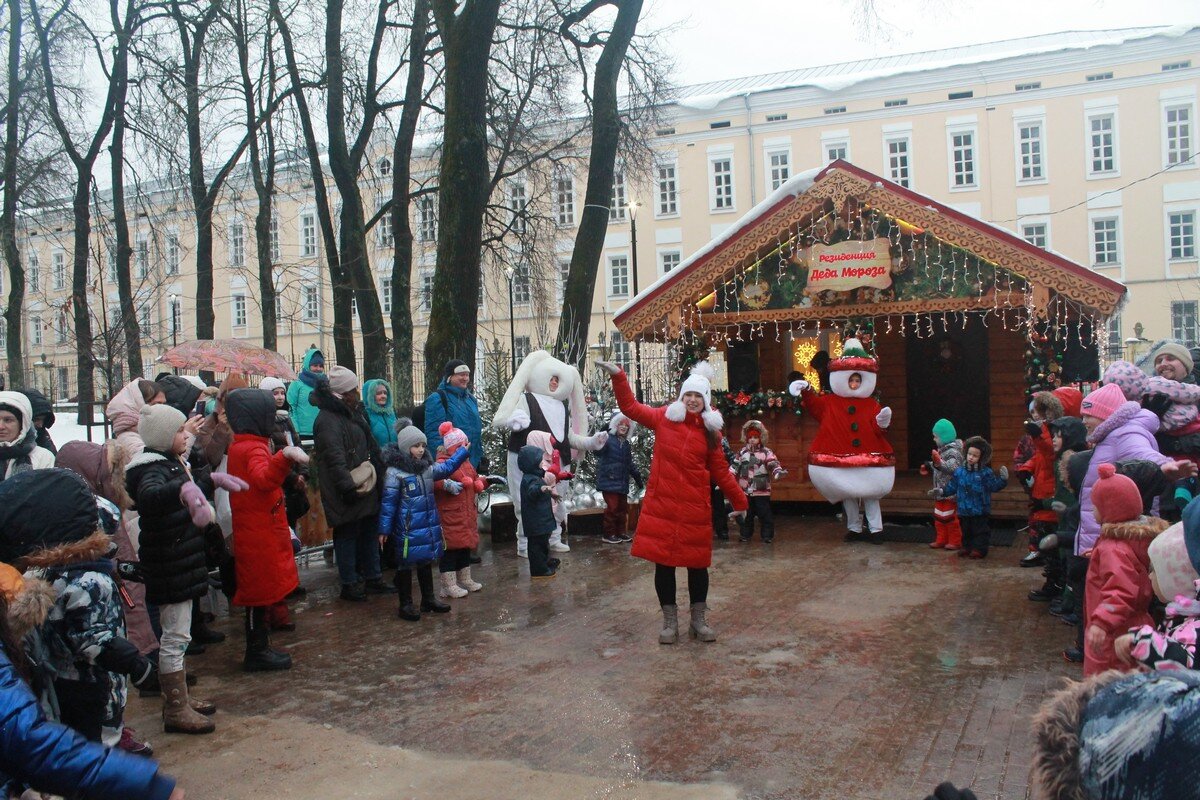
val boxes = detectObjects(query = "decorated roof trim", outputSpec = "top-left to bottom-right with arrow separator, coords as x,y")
613,160 -> 1127,340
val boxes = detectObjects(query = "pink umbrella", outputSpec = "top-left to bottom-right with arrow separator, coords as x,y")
157,339 -> 298,380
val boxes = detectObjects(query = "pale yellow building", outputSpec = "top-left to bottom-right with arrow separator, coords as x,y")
10,25 -> 1200,402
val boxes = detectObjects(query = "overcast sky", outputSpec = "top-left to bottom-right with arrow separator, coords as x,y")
645,0 -> 1200,87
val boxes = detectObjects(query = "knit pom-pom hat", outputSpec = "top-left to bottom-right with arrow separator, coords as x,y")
259,377 -> 286,394
438,420 -> 468,453
665,361 -> 724,432
1092,463 -> 1144,524
138,404 -> 186,452
1080,383 -> 1126,422
394,417 -> 427,452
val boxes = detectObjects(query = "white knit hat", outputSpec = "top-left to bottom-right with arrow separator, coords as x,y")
259,377 -> 286,393
608,412 -> 636,434
665,361 -> 723,432
138,404 -> 186,452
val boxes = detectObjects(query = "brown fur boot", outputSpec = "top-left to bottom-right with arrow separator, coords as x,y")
161,670 -> 215,734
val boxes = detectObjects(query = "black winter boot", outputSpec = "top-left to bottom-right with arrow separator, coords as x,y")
191,598 -> 226,645
417,565 -> 450,613
243,607 -> 292,672
397,569 -> 420,621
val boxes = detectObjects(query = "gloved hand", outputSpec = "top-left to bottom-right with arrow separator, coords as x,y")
998,465 -> 1009,482
1018,470 -> 1034,490
919,462 -> 932,476
1039,532 -> 1059,551
771,468 -> 787,481
787,379 -> 809,397
508,409 -> 531,431
211,472 -> 249,492
484,475 -> 507,487
282,446 -> 310,465
179,481 -> 213,527
443,479 -> 463,495
472,479 -> 486,493
927,488 -> 942,498
1023,420 -> 1043,438
587,431 -> 609,450
593,360 -> 620,376
116,560 -> 146,584
728,509 -> 746,522
1142,392 -> 1172,418
931,448 -> 942,466
1051,500 -> 1068,514
130,659 -> 159,691
875,407 -> 893,428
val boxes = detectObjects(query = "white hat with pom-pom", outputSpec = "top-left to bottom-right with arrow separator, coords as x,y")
665,361 -> 724,432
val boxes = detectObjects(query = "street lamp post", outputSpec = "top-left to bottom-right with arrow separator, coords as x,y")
628,201 -> 644,402
504,265 -> 517,378
169,294 -> 179,374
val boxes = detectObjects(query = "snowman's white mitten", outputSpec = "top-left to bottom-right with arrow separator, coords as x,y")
875,407 -> 893,428
788,379 -> 809,397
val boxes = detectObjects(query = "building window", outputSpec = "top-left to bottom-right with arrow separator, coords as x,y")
1091,216 -> 1120,266
950,129 -> 977,187
824,141 -> 848,163
1021,222 -> 1049,249
27,252 -> 38,292
610,171 -> 627,221
377,156 -> 392,176
884,98 -> 907,108
419,270 -> 436,312
709,120 -> 730,129
56,309 -> 68,343
170,297 -> 181,338
232,293 -> 246,328
709,158 -> 734,211
656,162 -> 678,217
1172,301 -> 1199,345
885,137 -> 911,187
823,106 -> 846,115
609,331 -> 631,371
511,264 -> 531,305
608,254 -> 629,297
513,336 -> 531,363
107,305 -> 120,329
301,284 -> 319,321
135,236 -> 150,280
138,302 -> 152,336
229,222 -> 245,268
1086,71 -> 1113,82
765,113 -> 787,122
1015,81 -> 1041,92
553,172 -> 574,227
417,195 -> 437,243
948,90 -> 973,100
270,212 -> 281,262
1088,113 -> 1118,174
1169,211 -> 1197,260
767,150 -> 790,191
166,232 -> 180,275
0,320 -> 6,351
508,182 -> 528,234
1106,313 -> 1123,359
655,126 -> 675,136
300,212 -> 317,257
377,200 -> 393,247
53,251 -> 65,290
660,250 -> 680,274
1165,104 -> 1193,166
557,259 -> 570,302
30,315 -> 43,346
1163,61 -> 1192,72
1017,120 -> 1045,181
380,276 -> 392,315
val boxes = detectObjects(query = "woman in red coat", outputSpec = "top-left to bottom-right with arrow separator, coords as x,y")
595,359 -> 747,644
225,389 -> 308,672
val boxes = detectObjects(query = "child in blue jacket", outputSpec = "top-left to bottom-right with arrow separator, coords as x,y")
596,413 -> 644,545
519,444 -> 558,579
378,420 -> 469,621
933,436 -> 1009,559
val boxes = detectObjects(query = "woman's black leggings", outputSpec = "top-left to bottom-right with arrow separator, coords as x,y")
654,563 -> 708,606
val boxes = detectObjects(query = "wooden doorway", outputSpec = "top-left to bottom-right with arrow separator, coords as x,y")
904,315 -> 990,468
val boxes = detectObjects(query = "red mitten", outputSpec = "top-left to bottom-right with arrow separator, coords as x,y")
931,449 -> 942,466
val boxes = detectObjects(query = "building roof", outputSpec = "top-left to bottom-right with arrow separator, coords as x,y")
613,160 -> 1127,340
668,25 -> 1197,108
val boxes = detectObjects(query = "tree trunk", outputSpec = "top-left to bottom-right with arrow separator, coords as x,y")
555,0 -> 643,368
423,0 -> 501,392
109,55 -> 142,377
1,0 -> 25,388
389,0 -> 431,410
70,180 -> 96,413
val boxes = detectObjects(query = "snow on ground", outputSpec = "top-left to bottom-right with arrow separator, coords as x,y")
47,406 -> 110,446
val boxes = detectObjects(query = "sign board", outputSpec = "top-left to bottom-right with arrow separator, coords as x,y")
805,238 -> 893,292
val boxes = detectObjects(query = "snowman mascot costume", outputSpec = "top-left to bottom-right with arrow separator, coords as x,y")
789,338 -> 895,543
493,351 -> 608,557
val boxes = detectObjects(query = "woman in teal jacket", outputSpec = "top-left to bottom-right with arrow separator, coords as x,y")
286,348 -> 324,437
362,379 -> 397,449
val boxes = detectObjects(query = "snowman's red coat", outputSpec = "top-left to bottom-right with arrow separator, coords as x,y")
801,390 -> 896,468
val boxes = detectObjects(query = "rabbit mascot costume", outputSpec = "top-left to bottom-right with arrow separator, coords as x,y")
492,351 -> 608,556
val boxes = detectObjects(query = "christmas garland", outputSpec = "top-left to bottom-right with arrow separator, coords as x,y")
711,389 -> 802,418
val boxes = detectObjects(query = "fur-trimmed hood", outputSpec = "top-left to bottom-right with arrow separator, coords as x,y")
608,412 -> 636,435
6,573 -> 55,639
1099,514 -> 1170,543
1033,391 -> 1065,422
55,439 -> 133,511
18,530 -> 114,570
741,419 -> 769,445
1031,669 -> 1127,800
382,442 -> 432,474
962,436 -> 993,469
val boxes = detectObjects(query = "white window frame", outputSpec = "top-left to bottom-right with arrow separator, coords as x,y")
1020,218 -> 1051,250
301,283 -> 320,322
1165,205 -> 1198,267
609,331 -> 631,371
655,159 -> 678,219
553,171 -> 575,227
299,210 -> 318,258
508,181 -> 528,235
1084,101 -> 1120,178
882,133 -> 912,188
510,264 -> 531,305
1013,111 -> 1048,184
417,195 -> 437,243
707,152 -> 735,213
138,301 -> 153,336
945,120 -> 979,191
610,170 -> 627,221
1088,210 -> 1124,272
658,249 -> 681,276
607,253 -> 630,298
764,146 -> 791,193
822,140 -> 849,165
380,275 -> 392,315
52,249 -> 66,291
27,251 -> 39,293
231,292 -> 247,330
418,269 -> 436,313
513,336 -> 532,363
229,221 -> 245,268
1161,91 -> 1196,170
169,297 -> 182,339
270,211 -> 281,262
135,235 -> 150,280
106,239 -> 117,283
30,315 -> 42,347
556,258 -> 570,302
165,230 -> 180,276
376,199 -> 393,247
1172,300 -> 1199,345
55,308 -> 68,344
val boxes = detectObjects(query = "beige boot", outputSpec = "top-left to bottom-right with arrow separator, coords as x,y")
659,605 -> 678,645
688,603 -> 717,642
161,670 -> 215,734
439,571 -> 467,599
456,566 -> 483,592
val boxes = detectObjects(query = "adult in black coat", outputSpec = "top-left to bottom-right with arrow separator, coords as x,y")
154,376 -> 203,418
17,389 -> 56,456
311,367 -> 388,602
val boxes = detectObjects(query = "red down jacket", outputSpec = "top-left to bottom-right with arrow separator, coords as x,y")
228,433 -> 299,607
611,370 -> 747,569
434,454 -> 482,552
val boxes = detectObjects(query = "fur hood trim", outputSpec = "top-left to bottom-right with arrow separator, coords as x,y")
607,412 -> 635,435
1030,670 -> 1127,800
962,436 -> 993,468
741,419 -> 769,445
383,443 -> 431,474
1099,515 -> 1170,542
126,451 -> 168,471
6,575 -> 55,639
19,531 -> 114,569
1033,391 -> 1065,422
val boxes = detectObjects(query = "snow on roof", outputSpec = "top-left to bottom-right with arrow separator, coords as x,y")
669,25 -> 1197,107
615,166 -> 822,318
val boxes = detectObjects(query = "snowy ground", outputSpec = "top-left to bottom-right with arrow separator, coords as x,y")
46,405 -> 110,446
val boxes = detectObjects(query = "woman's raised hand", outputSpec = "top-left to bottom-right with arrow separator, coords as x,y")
594,360 -> 620,376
